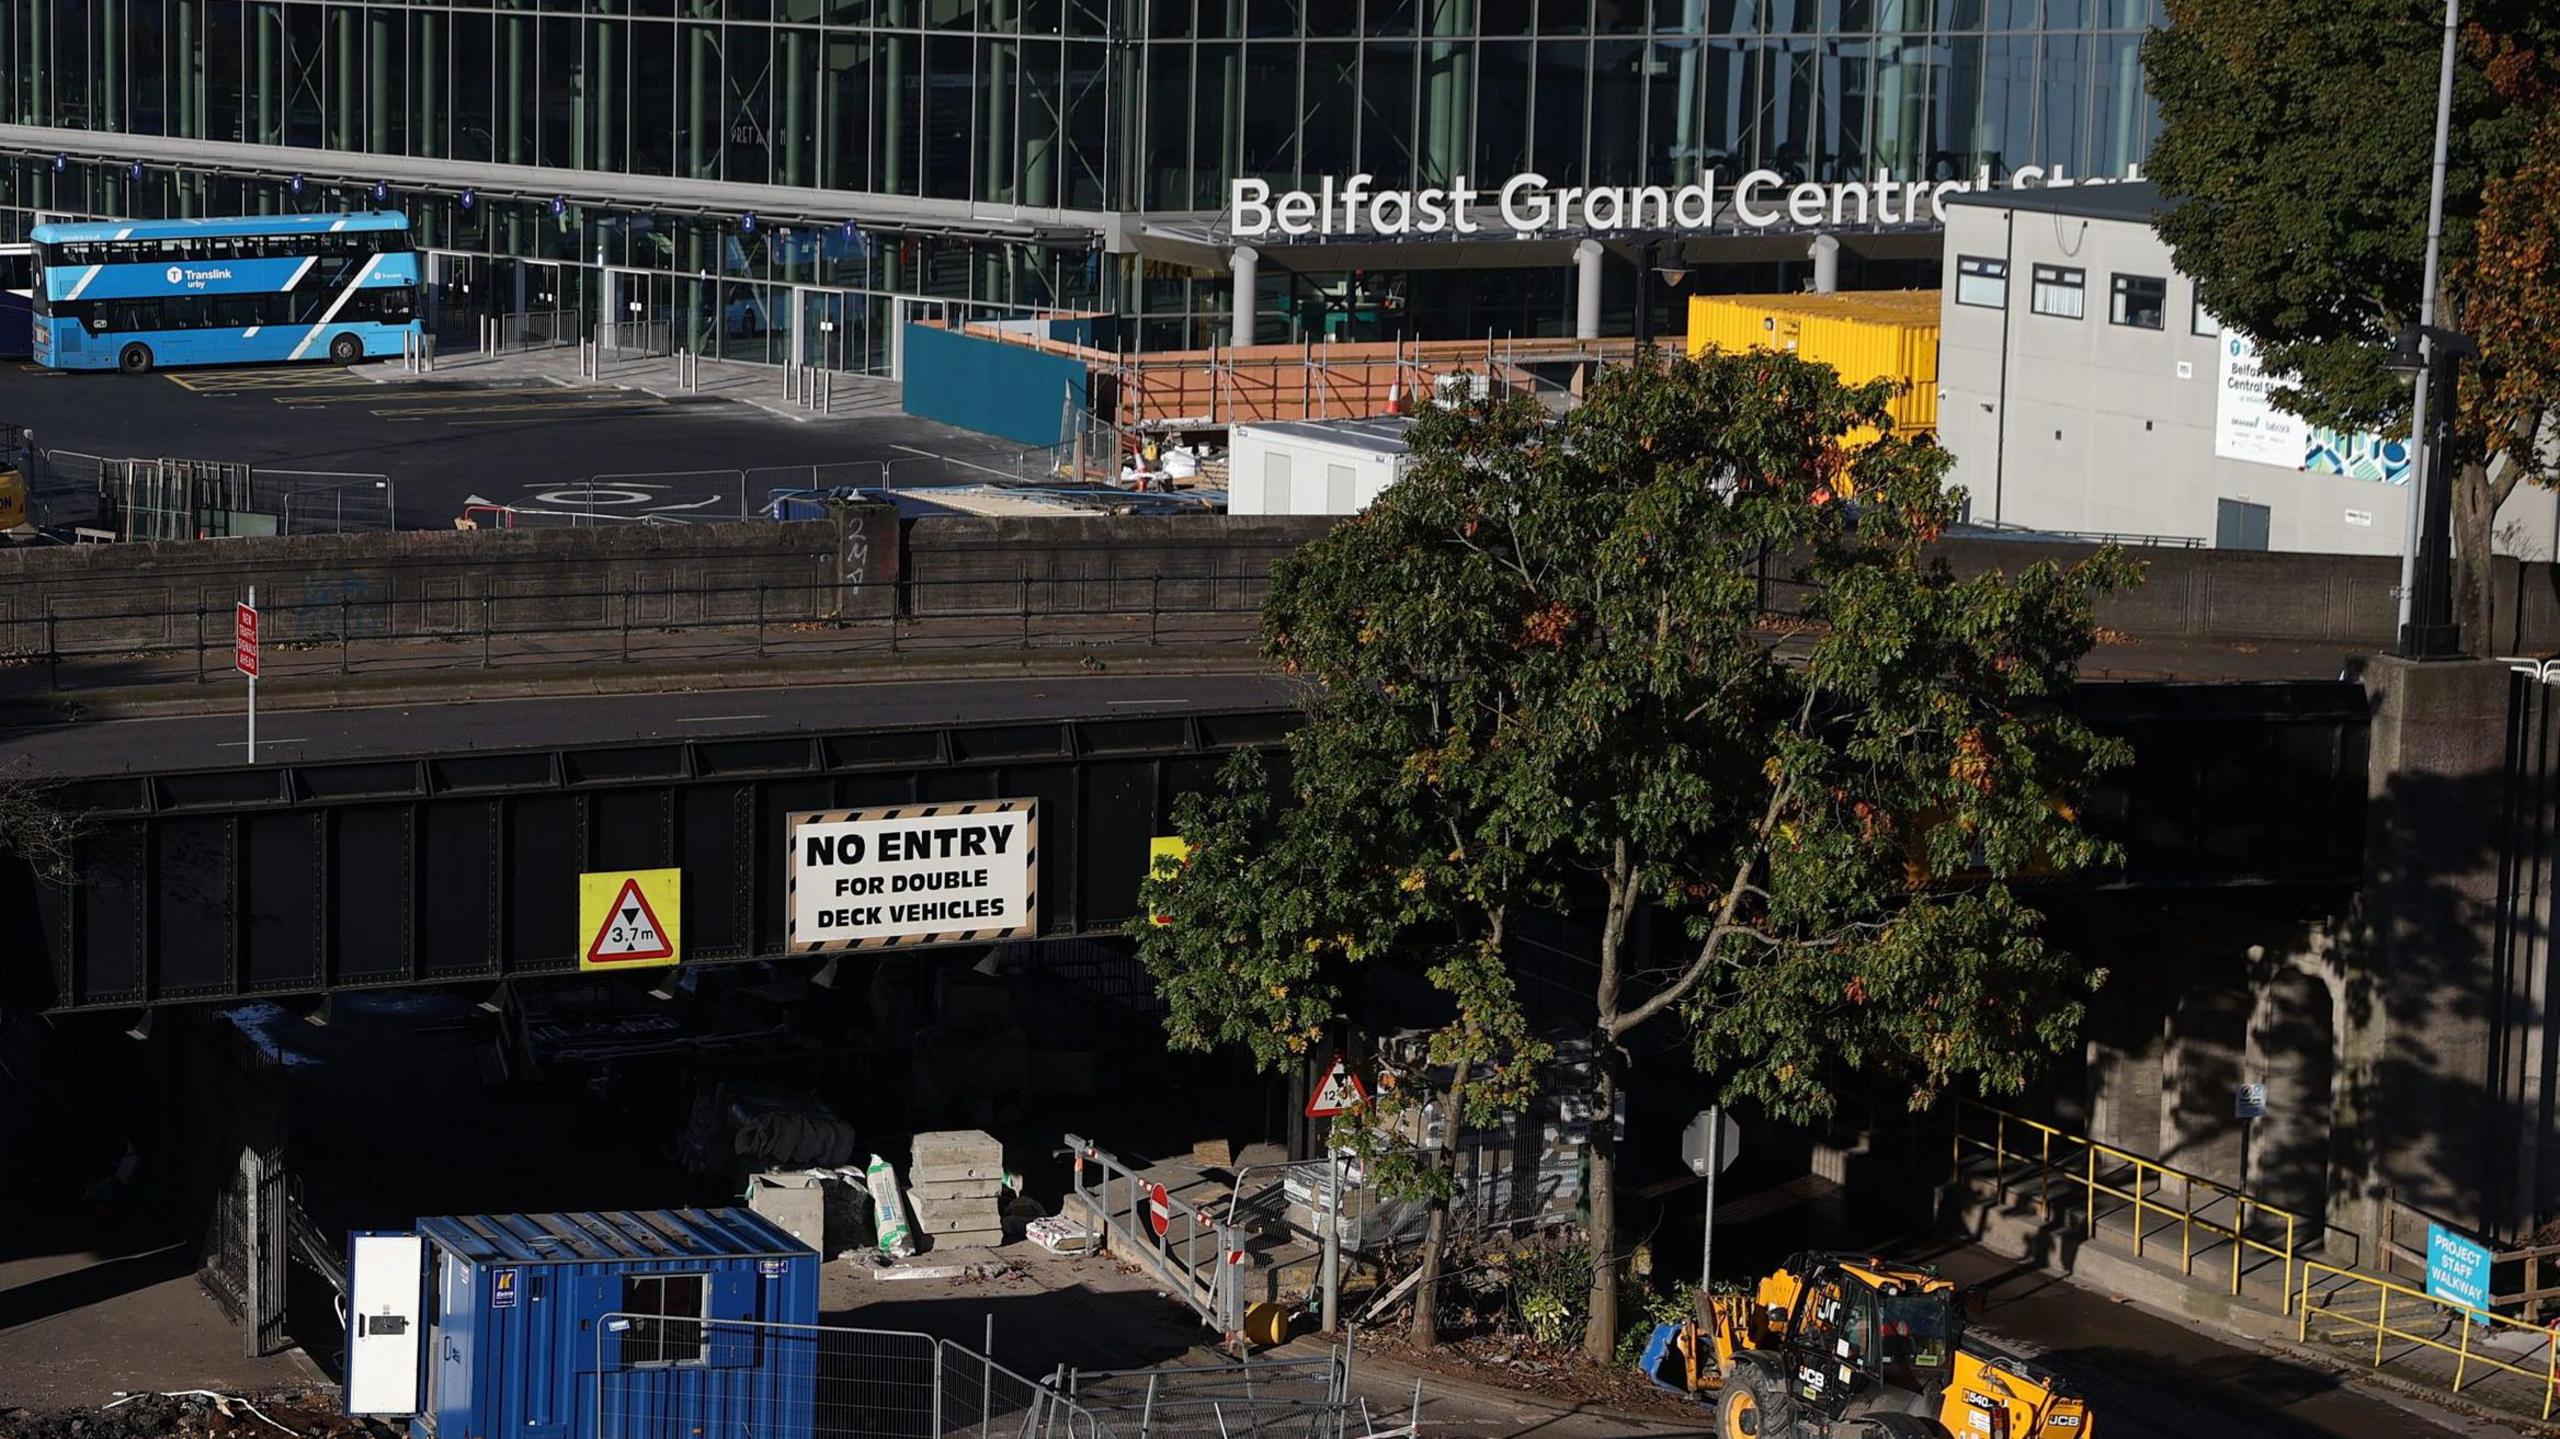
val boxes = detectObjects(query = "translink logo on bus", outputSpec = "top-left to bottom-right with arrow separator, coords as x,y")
1228,166 -> 2144,238
165,265 -> 237,288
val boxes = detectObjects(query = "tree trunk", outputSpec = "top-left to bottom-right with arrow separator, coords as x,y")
1409,1058 -> 1472,1349
2454,459 -> 2501,655
1582,1047 -> 1619,1362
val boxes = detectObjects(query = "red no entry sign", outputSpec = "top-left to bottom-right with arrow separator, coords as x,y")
234,601 -> 260,678
1147,1182 -> 1172,1239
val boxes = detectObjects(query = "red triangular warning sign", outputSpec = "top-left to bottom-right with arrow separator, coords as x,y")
587,877 -> 675,965
1305,1056 -> 1369,1118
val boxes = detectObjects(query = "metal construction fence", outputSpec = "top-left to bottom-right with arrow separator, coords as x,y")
1056,1355 -> 1355,1439
594,1319 -> 1118,1439
0,572 -> 1273,693
47,449 -> 397,541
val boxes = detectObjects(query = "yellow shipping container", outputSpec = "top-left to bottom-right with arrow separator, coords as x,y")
1685,290 -> 1939,438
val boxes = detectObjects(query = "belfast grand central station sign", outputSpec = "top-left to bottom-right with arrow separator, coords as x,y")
1227,166 -> 2147,239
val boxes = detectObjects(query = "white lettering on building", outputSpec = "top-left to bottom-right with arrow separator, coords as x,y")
1227,165 -> 2143,239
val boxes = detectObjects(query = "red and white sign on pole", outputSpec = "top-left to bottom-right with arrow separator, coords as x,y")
237,590 -> 259,765
1305,1055 -> 1369,1118
234,600 -> 261,678
1147,1182 -> 1173,1239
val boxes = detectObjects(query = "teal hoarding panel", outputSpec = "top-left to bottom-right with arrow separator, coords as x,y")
900,323 -> 1089,447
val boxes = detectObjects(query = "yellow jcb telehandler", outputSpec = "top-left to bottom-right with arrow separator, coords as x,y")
1639,1251 -> 2094,1438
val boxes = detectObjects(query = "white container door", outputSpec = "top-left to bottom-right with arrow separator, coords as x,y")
345,1232 -> 426,1417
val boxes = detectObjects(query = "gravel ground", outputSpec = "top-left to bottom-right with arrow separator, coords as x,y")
3,1390 -> 392,1439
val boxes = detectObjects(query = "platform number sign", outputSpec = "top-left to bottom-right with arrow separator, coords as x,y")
1305,1056 -> 1369,1118
579,868 -> 683,971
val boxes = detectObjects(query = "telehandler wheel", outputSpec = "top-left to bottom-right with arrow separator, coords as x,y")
1717,1369 -> 1791,1439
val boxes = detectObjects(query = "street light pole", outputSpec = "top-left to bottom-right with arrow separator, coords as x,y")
2396,0 -> 2460,651
2399,323 -> 2473,658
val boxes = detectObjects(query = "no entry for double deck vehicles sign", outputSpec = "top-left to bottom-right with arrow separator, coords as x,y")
786,800 -> 1037,952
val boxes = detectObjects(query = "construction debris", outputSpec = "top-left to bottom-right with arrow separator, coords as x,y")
866,1153 -> 917,1257
1026,1215 -> 1099,1254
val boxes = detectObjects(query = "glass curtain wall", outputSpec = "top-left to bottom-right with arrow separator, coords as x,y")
0,0 -> 2162,211
0,0 -> 2166,348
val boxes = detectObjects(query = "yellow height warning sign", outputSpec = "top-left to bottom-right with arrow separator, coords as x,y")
1147,836 -> 1190,927
579,868 -> 683,971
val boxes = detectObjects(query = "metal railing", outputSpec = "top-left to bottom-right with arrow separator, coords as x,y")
2381,1197 -> 2560,1323
600,319 -> 675,359
2297,1263 -> 2560,1421
593,1316 -> 1119,1439
1949,1098 -> 2305,1314
482,308 -> 578,353
0,573 -> 1272,694
1063,1132 -> 1250,1339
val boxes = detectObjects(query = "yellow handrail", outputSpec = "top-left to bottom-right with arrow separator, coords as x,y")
1949,1099 -> 2305,1315
2297,1261 -> 2560,1421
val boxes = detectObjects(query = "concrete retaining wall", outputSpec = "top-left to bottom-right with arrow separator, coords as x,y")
0,507 -> 901,654
901,515 -> 1333,617
9,513 -> 2559,657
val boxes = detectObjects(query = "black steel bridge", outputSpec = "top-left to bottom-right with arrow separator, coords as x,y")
0,679 -> 2368,1016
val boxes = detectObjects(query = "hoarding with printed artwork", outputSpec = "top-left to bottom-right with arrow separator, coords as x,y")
2216,330 -> 2412,485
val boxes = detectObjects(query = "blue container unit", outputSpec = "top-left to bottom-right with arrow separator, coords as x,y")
345,1208 -> 819,1439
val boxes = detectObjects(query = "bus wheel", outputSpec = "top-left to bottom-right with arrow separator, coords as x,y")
329,333 -> 363,363
118,343 -> 153,374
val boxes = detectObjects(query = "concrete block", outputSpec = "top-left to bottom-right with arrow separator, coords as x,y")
749,1172 -> 829,1257
913,1196 -> 1004,1230
910,1177 -> 1002,1202
924,1228 -> 1005,1251
912,1128 -> 1003,1159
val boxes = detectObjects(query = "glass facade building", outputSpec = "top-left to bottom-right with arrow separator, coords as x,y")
0,0 -> 2165,360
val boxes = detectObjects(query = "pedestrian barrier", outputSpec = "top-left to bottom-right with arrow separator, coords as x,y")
2297,1263 -> 2560,1420
1063,1132 -> 1250,1340
1949,1098 -> 2304,1313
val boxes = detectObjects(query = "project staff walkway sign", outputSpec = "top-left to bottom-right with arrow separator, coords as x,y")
786,800 -> 1037,952
579,868 -> 682,971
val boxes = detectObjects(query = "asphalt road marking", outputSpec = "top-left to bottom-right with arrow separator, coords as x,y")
167,369 -> 373,394
366,397 -> 665,418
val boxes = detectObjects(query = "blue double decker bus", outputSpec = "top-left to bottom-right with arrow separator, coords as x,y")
31,211 -> 420,373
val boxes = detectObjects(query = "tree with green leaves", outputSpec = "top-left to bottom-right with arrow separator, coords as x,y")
2144,0 -> 2560,647
1137,351 -> 2136,1360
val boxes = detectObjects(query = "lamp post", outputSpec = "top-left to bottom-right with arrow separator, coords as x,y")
2391,322 -> 2474,659
2395,0 -> 2461,650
